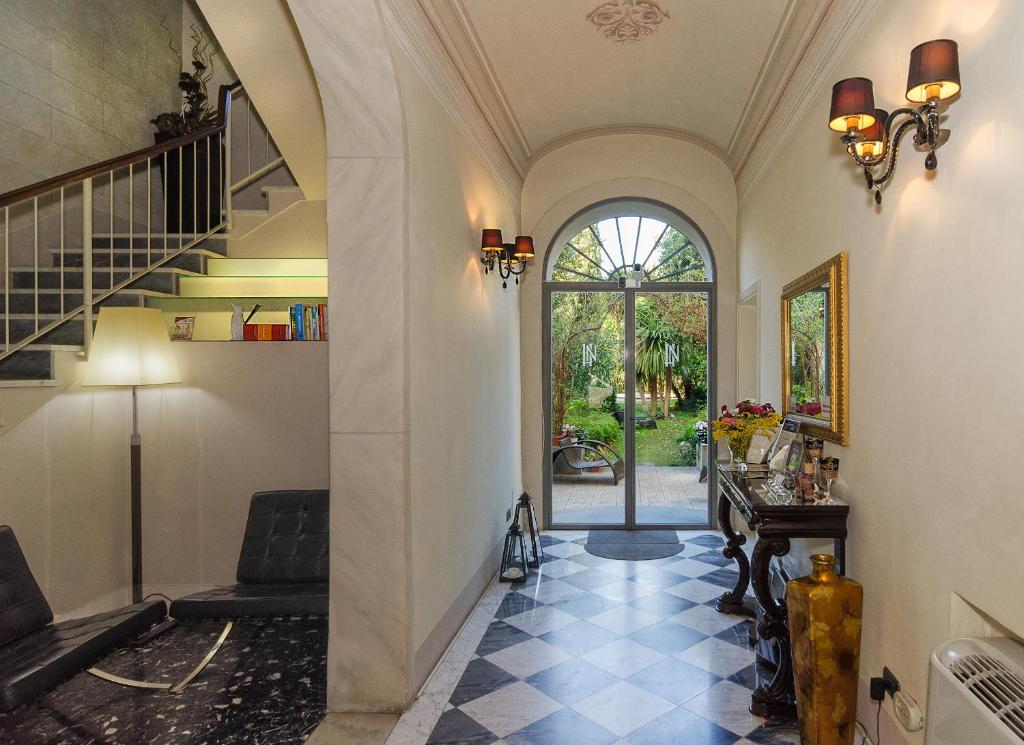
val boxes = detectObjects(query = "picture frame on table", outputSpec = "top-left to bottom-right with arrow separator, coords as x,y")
785,438 -> 804,475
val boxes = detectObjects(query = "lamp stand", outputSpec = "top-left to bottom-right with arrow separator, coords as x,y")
131,385 -> 142,604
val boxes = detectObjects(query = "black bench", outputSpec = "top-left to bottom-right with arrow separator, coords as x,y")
0,525 -> 166,711
170,490 -> 328,619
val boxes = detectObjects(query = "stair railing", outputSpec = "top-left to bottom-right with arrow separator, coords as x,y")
228,82 -> 287,196
0,86 -> 234,363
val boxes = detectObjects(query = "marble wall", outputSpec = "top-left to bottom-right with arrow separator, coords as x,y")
287,0 -> 413,713
0,0 -> 182,193
288,0 -> 523,715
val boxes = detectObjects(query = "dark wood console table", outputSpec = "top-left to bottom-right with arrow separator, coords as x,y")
715,463 -> 850,718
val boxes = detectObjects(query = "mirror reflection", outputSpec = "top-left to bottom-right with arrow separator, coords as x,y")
787,284 -> 830,422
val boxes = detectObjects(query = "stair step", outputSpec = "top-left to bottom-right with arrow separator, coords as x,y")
0,350 -> 52,381
0,318 -> 84,347
205,258 -> 327,277
10,269 -> 182,293
177,275 -> 328,298
0,291 -> 146,315
50,250 -> 211,272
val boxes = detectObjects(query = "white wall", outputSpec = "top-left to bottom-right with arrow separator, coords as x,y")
393,46 -> 522,672
519,134 -> 739,518
736,1 -> 1023,741
0,343 -> 329,617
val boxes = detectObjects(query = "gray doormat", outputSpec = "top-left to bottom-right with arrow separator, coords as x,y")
584,530 -> 684,560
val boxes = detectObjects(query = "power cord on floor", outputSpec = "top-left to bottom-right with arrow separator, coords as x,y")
855,699 -> 883,744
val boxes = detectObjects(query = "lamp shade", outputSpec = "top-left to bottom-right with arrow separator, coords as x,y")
83,307 -> 181,387
828,77 -> 876,132
481,228 -> 504,252
854,109 -> 889,158
906,39 -> 960,102
513,235 -> 535,259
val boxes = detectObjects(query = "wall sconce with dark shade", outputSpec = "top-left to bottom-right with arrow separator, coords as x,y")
828,39 -> 960,204
480,229 -> 534,288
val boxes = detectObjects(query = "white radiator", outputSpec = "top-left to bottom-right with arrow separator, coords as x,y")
927,637 -> 1024,744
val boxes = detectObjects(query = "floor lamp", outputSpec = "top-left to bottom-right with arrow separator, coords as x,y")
84,307 -> 182,604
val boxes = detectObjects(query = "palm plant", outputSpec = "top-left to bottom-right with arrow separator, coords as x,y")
635,312 -> 678,417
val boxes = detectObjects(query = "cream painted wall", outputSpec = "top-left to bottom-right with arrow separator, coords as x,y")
197,0 -> 326,200
0,0 -> 181,193
0,343 -> 328,618
737,1 -> 1023,740
392,46 -> 522,662
520,134 -> 739,520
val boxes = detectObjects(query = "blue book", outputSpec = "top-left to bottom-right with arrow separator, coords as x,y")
295,303 -> 305,340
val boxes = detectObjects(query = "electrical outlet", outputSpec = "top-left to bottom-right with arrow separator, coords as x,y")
870,666 -> 900,701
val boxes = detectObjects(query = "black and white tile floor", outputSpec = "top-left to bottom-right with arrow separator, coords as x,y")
385,531 -> 800,745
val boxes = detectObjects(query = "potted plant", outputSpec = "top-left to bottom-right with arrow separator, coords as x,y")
151,27 -> 222,234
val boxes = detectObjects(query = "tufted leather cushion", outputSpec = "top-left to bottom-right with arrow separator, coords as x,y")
0,526 -> 54,648
236,490 -> 328,583
169,583 -> 328,619
0,599 -> 166,711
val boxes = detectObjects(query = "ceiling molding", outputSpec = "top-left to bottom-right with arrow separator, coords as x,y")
379,0 -> 524,203
726,0 -> 830,167
528,124 -> 730,169
735,0 -> 879,202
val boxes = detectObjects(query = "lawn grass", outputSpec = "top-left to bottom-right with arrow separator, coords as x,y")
634,412 -> 700,466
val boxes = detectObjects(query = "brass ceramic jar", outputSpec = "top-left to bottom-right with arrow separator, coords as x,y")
787,554 -> 863,745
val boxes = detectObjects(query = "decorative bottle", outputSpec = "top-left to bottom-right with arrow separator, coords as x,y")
787,554 -> 863,745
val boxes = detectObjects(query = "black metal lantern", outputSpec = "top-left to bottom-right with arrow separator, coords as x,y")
516,492 -> 544,568
499,521 -> 529,583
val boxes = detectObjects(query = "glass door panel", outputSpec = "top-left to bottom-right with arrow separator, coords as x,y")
550,291 -> 626,526
633,291 -> 711,525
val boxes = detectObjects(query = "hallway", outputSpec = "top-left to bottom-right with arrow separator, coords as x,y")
387,532 -> 798,745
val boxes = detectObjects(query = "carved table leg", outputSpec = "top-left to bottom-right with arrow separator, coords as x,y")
714,492 -> 756,618
750,535 -> 797,718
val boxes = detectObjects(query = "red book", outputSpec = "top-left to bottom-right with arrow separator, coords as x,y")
243,323 -> 258,341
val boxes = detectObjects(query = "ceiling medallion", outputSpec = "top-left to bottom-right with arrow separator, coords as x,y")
587,0 -> 669,43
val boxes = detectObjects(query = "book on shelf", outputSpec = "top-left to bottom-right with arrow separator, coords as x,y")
287,303 -> 328,341
243,323 -> 291,341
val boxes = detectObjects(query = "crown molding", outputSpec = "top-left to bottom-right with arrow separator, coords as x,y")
726,0 -> 830,168
528,124 -> 730,169
379,0 -> 524,204
735,0 -> 879,202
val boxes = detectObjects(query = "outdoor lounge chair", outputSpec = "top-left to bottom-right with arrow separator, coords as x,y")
0,525 -> 167,711
552,439 -> 626,485
170,490 -> 328,619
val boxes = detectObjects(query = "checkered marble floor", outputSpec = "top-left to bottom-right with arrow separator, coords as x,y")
386,532 -> 800,745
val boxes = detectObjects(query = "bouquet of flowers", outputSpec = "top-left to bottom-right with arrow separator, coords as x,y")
711,400 -> 782,462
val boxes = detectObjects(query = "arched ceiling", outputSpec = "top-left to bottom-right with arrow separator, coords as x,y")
416,0 -> 836,176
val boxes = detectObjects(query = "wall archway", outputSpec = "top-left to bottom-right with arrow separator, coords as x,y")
540,196 -> 720,528
287,0 -> 412,714
520,175 -> 737,519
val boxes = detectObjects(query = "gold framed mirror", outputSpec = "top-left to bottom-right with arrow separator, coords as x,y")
781,252 -> 848,444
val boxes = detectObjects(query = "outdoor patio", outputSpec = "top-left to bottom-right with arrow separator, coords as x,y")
552,465 -> 709,525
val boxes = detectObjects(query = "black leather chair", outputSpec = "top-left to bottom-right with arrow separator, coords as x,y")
170,490 -> 328,619
0,525 -> 166,711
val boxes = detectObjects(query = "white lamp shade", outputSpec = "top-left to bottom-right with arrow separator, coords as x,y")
83,307 -> 181,386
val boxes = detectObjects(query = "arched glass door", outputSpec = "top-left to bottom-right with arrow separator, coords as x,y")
543,200 -> 716,529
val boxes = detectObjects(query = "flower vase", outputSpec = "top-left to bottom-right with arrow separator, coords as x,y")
786,554 -> 863,745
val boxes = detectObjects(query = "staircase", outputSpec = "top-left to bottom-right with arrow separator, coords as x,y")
0,83 -> 302,384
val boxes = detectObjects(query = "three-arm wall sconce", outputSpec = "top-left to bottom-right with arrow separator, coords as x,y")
828,39 -> 960,205
480,229 -> 534,288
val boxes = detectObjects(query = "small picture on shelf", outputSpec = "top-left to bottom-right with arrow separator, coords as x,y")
171,316 -> 195,340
